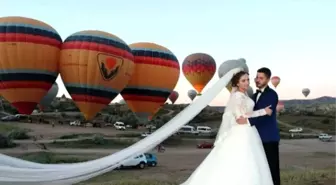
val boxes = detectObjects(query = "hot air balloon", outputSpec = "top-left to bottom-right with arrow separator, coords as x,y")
247,86 -> 254,99
302,88 -> 310,97
0,16 -> 62,114
271,76 -> 280,88
276,101 -> 284,112
39,83 -> 59,111
218,58 -> 249,92
169,91 -> 179,104
188,89 -> 197,101
182,53 -> 216,95
121,42 -> 180,121
60,30 -> 134,120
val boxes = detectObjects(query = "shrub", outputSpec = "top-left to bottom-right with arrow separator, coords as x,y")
7,129 -> 30,140
0,134 -> 16,148
92,134 -> 105,145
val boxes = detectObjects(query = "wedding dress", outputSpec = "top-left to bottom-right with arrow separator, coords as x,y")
181,90 -> 274,185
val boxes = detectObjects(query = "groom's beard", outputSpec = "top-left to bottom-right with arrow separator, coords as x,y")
256,83 -> 267,89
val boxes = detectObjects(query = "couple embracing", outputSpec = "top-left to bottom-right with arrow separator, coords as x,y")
182,67 -> 281,185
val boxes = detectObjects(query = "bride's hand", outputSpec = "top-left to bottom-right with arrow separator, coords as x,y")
264,105 -> 273,115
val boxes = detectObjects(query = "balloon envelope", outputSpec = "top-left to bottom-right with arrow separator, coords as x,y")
271,76 -> 280,88
302,88 -> 310,97
182,53 -> 216,94
169,91 -> 179,104
121,42 -> 180,121
39,83 -> 59,109
187,89 -> 197,101
0,16 -> 62,114
218,59 -> 249,92
60,30 -> 134,120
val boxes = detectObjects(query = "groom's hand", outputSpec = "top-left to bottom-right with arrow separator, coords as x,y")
237,116 -> 248,124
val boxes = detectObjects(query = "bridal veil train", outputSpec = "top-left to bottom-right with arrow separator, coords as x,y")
0,68 -> 245,185
181,90 -> 274,185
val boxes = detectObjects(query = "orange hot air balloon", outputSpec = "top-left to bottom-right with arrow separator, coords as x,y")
169,90 -> 179,104
60,30 -> 134,120
121,42 -> 180,121
182,53 -> 216,94
0,16 -> 62,114
271,76 -> 280,88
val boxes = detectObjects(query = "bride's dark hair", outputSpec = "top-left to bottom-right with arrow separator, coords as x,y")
231,71 -> 249,87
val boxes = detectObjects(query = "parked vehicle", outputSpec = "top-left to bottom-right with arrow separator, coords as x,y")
145,153 -> 157,167
318,133 -> 332,142
69,120 -> 81,126
118,154 -> 147,169
1,114 -> 25,121
141,132 -> 151,137
289,127 -> 303,133
197,142 -> 214,149
177,125 -> 199,135
196,126 -> 212,134
114,121 -> 126,130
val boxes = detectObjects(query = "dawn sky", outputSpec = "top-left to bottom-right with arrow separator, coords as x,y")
1,0 -> 335,106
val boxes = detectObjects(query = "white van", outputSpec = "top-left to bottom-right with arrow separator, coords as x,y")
114,121 -> 126,130
196,126 -> 212,134
178,125 -> 199,134
118,153 -> 147,169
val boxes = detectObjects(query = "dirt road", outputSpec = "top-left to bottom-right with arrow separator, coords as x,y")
2,138 -> 335,170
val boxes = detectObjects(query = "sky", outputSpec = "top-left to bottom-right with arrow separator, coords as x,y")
1,0 -> 335,106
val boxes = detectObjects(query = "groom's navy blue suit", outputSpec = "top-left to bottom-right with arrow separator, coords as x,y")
248,86 -> 281,185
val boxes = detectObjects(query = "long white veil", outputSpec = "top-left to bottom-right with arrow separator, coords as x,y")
214,76 -> 241,146
0,68 -> 243,185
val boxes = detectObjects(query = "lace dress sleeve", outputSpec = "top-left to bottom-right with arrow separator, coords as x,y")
233,92 -> 267,119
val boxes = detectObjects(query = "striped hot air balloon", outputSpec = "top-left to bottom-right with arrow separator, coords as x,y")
60,30 -> 134,120
182,53 -> 216,94
169,90 -> 179,104
0,16 -> 62,114
121,42 -> 180,121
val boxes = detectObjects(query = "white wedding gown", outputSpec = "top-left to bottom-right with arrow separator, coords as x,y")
181,91 -> 274,185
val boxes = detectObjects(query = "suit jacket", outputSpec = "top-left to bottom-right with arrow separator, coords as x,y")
248,86 -> 280,143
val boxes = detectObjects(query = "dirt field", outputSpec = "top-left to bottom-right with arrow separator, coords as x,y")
1,122 -> 335,184
9,122 -> 146,139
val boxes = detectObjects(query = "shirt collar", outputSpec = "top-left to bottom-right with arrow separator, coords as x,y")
258,86 -> 266,93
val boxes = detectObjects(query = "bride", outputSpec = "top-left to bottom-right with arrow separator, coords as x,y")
181,70 -> 274,185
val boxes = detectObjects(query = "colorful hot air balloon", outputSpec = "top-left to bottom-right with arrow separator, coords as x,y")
218,58 -> 249,92
169,91 -> 179,104
276,101 -> 284,112
0,16 -> 62,114
39,83 -> 59,111
60,30 -> 134,120
302,88 -> 310,97
271,76 -> 280,88
121,42 -> 180,121
182,53 -> 216,94
187,89 -> 197,101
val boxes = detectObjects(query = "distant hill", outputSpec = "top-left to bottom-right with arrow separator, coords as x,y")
282,96 -> 335,106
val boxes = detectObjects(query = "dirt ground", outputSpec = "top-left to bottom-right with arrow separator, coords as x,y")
1,122 -> 335,184
12,122 -> 146,139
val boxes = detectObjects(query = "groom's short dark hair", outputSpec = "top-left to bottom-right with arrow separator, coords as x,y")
257,67 -> 271,79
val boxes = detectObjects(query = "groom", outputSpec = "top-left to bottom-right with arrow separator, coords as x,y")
237,67 -> 280,185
